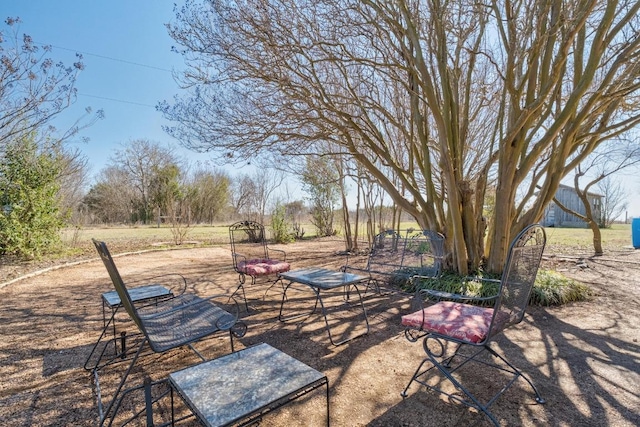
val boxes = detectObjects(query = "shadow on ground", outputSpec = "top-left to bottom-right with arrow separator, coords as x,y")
0,241 -> 638,426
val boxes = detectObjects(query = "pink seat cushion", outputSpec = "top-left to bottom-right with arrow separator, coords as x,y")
238,259 -> 291,276
401,301 -> 495,344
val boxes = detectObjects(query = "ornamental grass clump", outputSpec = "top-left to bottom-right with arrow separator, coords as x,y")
411,269 -> 592,307
529,269 -> 593,306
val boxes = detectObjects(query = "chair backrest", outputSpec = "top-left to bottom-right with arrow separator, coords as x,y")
404,230 -> 445,278
229,221 -> 269,267
489,224 -> 546,337
92,239 -> 144,331
366,230 -> 406,274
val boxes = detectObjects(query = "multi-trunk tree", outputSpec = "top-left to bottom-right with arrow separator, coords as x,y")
162,0 -> 640,274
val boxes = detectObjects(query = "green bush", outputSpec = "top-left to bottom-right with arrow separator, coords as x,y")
0,137 -> 66,259
270,204 -> 294,244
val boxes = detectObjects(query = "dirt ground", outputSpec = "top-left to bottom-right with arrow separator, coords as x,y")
0,238 -> 638,426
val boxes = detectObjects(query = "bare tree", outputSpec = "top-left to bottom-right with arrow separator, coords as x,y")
186,166 -> 231,224
111,139 -> 179,224
554,140 -> 640,254
163,0 -> 640,274
84,166 -> 137,223
230,174 -> 255,219
301,156 -> 340,237
598,176 -> 627,228
57,147 -> 90,224
0,18 -> 101,152
231,167 -> 284,224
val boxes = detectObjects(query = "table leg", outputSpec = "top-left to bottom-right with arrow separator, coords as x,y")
317,283 -> 370,346
278,281 -> 321,322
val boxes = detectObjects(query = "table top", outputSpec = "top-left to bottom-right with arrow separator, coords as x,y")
101,284 -> 172,307
169,343 -> 326,427
279,267 -> 367,290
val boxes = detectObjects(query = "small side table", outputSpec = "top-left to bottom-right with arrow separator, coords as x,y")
278,268 -> 370,345
84,285 -> 173,371
169,343 -> 329,426
101,284 -> 173,334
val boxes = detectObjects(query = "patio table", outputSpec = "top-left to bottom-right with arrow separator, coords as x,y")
84,284 -> 173,371
278,267 -> 370,345
169,342 -> 329,426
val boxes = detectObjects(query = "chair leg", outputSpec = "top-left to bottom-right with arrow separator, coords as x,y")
231,274 -> 250,312
143,377 -> 154,427
400,357 -> 431,398
97,337 -> 149,427
85,307 -> 121,371
402,338 -> 545,426
424,345 -> 501,426
364,278 -> 381,296
484,345 -> 546,404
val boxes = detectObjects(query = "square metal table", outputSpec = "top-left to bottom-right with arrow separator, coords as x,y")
101,284 -> 173,341
169,343 -> 329,426
278,268 -> 370,346
84,285 -> 173,371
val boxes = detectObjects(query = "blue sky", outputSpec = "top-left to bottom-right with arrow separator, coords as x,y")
3,0 -> 229,179
3,1 -> 640,221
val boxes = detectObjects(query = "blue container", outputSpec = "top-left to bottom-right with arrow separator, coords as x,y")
632,218 -> 640,249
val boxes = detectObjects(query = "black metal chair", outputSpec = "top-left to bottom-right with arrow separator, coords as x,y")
229,220 -> 291,309
402,229 -> 446,291
342,229 -> 445,295
90,239 -> 247,427
400,224 -> 546,426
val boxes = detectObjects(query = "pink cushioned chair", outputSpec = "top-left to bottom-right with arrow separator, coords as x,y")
229,221 -> 291,310
401,224 -> 546,426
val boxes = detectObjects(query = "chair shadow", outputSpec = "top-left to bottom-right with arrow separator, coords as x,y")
42,343 -> 96,377
363,305 -> 639,427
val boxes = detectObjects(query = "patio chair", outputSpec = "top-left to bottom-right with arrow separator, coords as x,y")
342,229 -> 445,295
402,229 -> 446,291
91,239 -> 247,427
400,224 -> 546,426
229,220 -> 291,309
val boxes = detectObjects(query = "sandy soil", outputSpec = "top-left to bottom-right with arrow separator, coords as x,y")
0,238 -> 638,426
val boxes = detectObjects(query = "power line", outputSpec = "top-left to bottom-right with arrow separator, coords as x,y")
34,41 -> 173,73
79,93 -> 157,108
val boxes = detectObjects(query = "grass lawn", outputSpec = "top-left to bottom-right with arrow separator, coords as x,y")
64,222 -> 635,250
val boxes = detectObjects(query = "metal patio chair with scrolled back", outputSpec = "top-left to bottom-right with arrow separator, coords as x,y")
90,239 -> 247,427
400,224 -> 546,426
341,228 -> 445,295
229,220 -> 291,310
401,229 -> 446,292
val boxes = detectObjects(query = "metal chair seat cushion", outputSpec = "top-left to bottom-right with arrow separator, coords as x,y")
237,258 -> 291,276
137,293 -> 237,353
401,301 -> 509,344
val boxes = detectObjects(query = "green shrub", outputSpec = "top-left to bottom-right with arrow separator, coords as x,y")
0,137 -> 66,259
270,204 -> 294,244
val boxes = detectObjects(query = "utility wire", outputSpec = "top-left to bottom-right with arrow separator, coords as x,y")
32,41 -> 173,108
79,93 -> 156,108
34,41 -> 173,73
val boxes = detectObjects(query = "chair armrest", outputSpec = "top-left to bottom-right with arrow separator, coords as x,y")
408,274 -> 498,313
418,288 -> 497,304
125,273 -> 188,296
341,265 -> 369,275
232,252 -> 248,266
464,275 -> 500,284
266,247 -> 286,261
